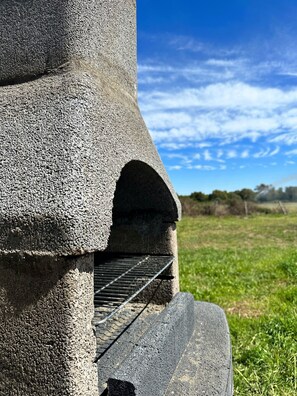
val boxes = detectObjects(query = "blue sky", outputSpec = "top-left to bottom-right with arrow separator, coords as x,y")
137,0 -> 297,194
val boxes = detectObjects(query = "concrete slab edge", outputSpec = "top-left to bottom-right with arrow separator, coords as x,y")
107,292 -> 195,396
165,301 -> 233,396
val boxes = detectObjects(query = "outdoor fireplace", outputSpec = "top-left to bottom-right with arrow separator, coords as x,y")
0,1 -> 232,395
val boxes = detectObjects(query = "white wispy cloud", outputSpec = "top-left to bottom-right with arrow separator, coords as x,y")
139,81 -> 297,147
253,147 -> 280,158
138,75 -> 168,85
159,142 -> 191,150
269,132 -> 297,145
143,111 -> 192,130
138,33 -> 297,174
188,165 -> 217,171
253,148 -> 270,158
196,142 -> 212,148
217,149 -> 224,158
285,148 -> 297,156
139,54 -> 297,87
203,150 -> 212,161
165,153 -> 193,166
169,35 -> 206,53
138,62 -> 236,85
205,59 -> 242,67
270,147 -> 280,156
241,149 -> 250,158
168,165 -> 182,171
139,82 -> 297,112
226,150 -> 237,159
167,34 -> 243,57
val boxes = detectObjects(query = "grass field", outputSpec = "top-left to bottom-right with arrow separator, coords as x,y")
257,202 -> 297,214
177,214 -> 297,395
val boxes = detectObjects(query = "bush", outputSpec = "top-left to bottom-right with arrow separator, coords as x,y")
179,196 -> 274,217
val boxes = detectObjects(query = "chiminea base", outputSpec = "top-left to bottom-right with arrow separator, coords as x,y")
96,293 -> 233,396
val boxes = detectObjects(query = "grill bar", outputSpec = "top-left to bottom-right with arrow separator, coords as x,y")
93,255 -> 173,325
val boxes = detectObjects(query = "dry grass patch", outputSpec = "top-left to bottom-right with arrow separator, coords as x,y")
226,300 -> 264,318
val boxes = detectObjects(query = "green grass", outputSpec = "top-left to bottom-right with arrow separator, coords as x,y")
178,214 -> 297,395
257,202 -> 297,214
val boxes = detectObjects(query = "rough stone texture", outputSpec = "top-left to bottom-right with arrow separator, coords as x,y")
165,302 -> 233,396
0,67 -> 180,257
108,293 -> 195,396
0,0 -> 137,95
0,254 -> 97,396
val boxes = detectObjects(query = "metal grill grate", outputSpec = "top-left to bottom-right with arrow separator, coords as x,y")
93,254 -> 173,325
94,301 -> 155,360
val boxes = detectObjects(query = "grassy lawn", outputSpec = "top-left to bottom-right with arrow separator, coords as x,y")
178,214 -> 297,395
257,202 -> 297,214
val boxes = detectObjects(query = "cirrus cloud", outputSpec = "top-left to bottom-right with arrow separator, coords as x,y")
139,81 -> 297,147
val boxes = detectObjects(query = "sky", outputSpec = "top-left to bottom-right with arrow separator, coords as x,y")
137,0 -> 297,194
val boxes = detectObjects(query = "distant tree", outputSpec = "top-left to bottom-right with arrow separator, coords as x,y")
284,186 -> 297,201
268,187 -> 278,201
234,188 -> 256,201
185,184 -> 297,206
255,183 -> 271,193
275,187 -> 284,201
190,191 -> 209,202
253,184 -> 297,202
209,189 -> 228,202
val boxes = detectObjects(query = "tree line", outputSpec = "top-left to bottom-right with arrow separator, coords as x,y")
185,184 -> 297,203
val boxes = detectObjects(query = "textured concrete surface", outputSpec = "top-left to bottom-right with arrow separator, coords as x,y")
0,0 -> 180,258
0,0 -> 137,95
165,302 -> 233,396
0,254 -> 97,396
108,293 -> 195,396
0,67 -> 180,257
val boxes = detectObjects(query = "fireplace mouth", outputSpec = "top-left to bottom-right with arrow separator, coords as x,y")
105,160 -> 179,256
93,160 -> 179,364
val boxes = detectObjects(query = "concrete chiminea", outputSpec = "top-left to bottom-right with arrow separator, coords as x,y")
0,2 -> 233,396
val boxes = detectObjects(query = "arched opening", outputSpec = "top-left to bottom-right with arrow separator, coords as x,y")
93,161 -> 180,366
106,160 -> 179,254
